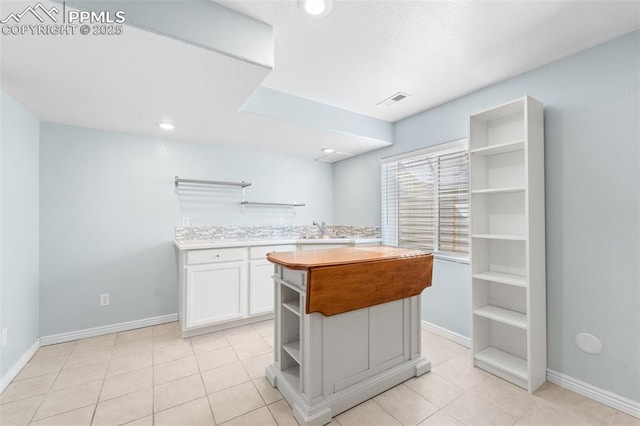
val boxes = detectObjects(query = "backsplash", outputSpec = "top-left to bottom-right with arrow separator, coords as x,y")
175,225 -> 380,241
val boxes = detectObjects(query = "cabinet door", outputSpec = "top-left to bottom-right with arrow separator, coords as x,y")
249,260 -> 275,315
185,261 -> 247,329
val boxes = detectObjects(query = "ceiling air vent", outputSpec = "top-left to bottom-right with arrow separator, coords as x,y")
377,91 -> 410,107
314,151 -> 354,163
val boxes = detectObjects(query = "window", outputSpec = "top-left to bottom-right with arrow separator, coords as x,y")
381,139 -> 469,259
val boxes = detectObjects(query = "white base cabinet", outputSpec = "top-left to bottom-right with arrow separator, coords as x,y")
248,245 -> 298,316
177,240 -> 381,338
185,261 -> 246,328
249,260 -> 276,315
178,244 -> 295,337
267,264 -> 430,426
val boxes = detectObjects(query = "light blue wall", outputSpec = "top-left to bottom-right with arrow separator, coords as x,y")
0,91 -> 40,378
39,123 -> 334,336
423,260 -> 470,339
334,31 -> 640,402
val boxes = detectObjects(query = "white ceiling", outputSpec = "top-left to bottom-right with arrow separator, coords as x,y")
221,0 -> 640,122
1,0 -> 639,159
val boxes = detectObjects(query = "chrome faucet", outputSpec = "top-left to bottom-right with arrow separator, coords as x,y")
313,220 -> 327,236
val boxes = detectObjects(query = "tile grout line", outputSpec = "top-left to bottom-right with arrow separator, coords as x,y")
150,326 -> 201,421
251,320 -> 286,425
27,339 -> 112,424
440,373 -> 517,426
435,373 -> 482,425
465,373 -> 532,424
151,329 -> 157,426
21,370 -> 57,423
200,325 -> 276,424
249,369 -> 277,424
398,379 -> 452,423
368,398 -> 404,425
25,342 -> 75,424
89,338 -> 116,425
191,332 -> 219,425
97,328 -> 154,424
220,337 -> 265,423
218,405 -> 274,425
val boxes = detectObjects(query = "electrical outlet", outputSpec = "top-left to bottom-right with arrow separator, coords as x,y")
2,328 -> 7,346
100,293 -> 110,306
182,216 -> 190,227
278,216 -> 284,225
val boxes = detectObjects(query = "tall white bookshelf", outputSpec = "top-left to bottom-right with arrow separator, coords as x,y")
469,96 -> 546,393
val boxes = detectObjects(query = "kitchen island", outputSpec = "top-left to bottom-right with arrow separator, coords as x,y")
266,246 -> 434,426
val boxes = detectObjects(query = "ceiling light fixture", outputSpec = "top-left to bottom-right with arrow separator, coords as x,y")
158,122 -> 174,131
322,148 -> 335,153
298,0 -> 332,17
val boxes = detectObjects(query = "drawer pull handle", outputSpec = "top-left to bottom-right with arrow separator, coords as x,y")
215,255 -> 220,257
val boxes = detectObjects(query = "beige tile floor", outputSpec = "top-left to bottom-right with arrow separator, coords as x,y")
1,320 -> 638,425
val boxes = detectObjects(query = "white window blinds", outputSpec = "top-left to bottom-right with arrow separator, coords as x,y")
381,139 -> 469,258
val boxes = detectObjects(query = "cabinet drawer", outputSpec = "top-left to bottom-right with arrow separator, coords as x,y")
187,248 -> 246,265
249,244 -> 296,260
282,268 -> 306,290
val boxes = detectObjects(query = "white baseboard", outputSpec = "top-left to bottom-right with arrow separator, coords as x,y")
0,339 -> 40,394
421,320 -> 471,348
40,313 -> 178,346
547,369 -> 640,420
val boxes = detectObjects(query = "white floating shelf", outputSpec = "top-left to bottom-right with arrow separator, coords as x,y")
472,271 -> 527,287
470,140 -> 525,156
474,305 -> 527,329
174,176 -> 251,188
474,347 -> 528,381
241,201 -> 305,214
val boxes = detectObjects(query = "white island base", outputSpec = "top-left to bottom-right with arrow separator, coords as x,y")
266,264 -> 431,426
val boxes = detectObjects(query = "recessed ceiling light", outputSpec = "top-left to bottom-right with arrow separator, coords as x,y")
158,122 -> 174,131
322,148 -> 335,153
298,0 -> 332,17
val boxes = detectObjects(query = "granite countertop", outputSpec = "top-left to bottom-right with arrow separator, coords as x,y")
174,237 -> 382,250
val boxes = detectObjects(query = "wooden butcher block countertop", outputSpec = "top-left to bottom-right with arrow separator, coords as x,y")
267,246 -> 434,316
